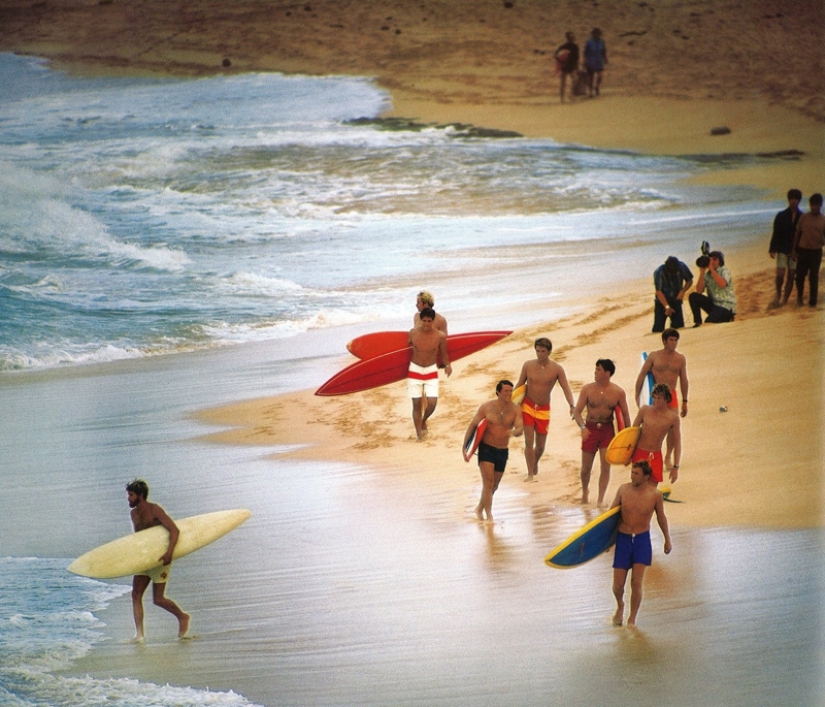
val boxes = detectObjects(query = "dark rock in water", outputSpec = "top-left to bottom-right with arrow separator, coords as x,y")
222,58 -> 232,68
344,117 -> 521,139
710,126 -> 731,135
756,149 -> 805,159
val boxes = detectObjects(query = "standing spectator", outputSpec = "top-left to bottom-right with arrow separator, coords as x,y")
792,193 -> 825,308
583,27 -> 607,97
652,256 -> 693,332
769,189 -> 803,307
554,32 -> 579,103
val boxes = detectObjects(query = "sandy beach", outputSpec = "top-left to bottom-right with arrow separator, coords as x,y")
1,2 -> 823,705
2,0 -> 821,538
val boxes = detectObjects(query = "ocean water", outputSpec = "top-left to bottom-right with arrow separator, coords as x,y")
0,52 -> 778,371
2,52 -> 822,707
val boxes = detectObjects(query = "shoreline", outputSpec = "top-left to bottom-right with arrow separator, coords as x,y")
195,237 -> 823,531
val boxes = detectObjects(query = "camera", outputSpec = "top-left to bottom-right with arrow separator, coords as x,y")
696,240 -> 711,268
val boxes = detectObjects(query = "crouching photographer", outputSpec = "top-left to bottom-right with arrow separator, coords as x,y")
688,249 -> 737,327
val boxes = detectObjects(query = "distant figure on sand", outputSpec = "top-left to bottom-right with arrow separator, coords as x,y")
792,193 -> 825,308
688,250 -> 737,326
572,359 -> 631,506
768,188 -> 802,307
610,460 -> 672,628
463,380 -> 524,522
583,27 -> 607,97
635,328 -> 688,469
631,383 -> 681,485
414,290 -> 448,333
515,337 -> 575,482
554,31 -> 580,103
652,256 -> 693,332
408,307 -> 451,440
126,479 -> 190,641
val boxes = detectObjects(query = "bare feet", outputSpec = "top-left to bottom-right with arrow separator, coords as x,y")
581,491 -> 589,505
178,613 -> 191,639
613,605 -> 624,626
524,474 -> 538,483
131,634 -> 145,644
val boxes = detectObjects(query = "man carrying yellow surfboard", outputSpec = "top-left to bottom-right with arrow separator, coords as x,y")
127,479 -> 190,641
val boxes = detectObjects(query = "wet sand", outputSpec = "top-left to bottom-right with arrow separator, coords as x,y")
3,1 -> 823,704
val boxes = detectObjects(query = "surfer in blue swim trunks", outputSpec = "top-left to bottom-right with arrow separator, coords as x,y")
609,461 -> 672,628
463,380 -> 524,522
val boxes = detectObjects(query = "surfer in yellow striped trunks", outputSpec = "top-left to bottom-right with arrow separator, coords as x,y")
515,338 -> 575,482
127,479 -> 191,641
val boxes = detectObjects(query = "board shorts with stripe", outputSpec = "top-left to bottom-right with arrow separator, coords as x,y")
521,397 -> 550,435
407,362 -> 439,398
581,420 -> 614,453
632,447 -> 664,483
137,563 -> 172,584
478,441 -> 509,473
613,530 -> 652,569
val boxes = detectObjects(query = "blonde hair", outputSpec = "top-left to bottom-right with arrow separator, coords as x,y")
417,290 -> 434,307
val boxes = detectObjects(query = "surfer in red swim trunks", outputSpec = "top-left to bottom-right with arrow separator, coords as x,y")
631,383 -> 682,485
572,359 -> 631,507
515,337 -> 575,482
635,327 -> 689,471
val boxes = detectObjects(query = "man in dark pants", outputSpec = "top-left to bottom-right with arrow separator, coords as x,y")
769,188 -> 802,307
792,193 -> 825,308
651,256 -> 693,332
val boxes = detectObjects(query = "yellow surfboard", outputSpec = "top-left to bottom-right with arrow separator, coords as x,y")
605,426 -> 641,466
511,384 -> 526,406
68,509 -> 251,579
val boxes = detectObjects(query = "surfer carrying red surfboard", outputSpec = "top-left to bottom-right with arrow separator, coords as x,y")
462,380 -> 524,522
413,290 -> 448,334
515,337 -> 575,482
408,308 -> 451,441
126,479 -> 191,641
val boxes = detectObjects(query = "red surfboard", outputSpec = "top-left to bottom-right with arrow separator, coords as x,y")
316,331 -> 512,396
463,418 -> 488,462
346,331 -> 410,360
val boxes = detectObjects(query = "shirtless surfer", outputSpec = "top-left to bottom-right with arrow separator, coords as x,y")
463,380 -> 524,522
408,308 -> 451,440
635,328 -> 689,469
572,359 -> 631,506
126,479 -> 190,641
515,337 -> 575,482
631,383 -> 682,486
413,290 -> 448,334
610,460 -> 672,627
